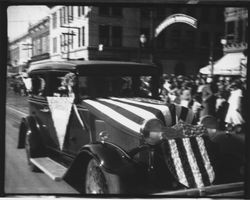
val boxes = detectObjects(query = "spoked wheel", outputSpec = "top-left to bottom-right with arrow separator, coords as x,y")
85,159 -> 122,194
25,129 -> 40,172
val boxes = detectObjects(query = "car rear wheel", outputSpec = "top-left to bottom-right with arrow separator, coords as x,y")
25,129 -> 40,172
85,158 -> 122,194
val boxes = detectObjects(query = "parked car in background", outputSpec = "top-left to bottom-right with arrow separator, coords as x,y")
17,60 -> 244,196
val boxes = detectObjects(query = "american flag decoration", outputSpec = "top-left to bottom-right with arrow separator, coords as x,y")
161,121 -> 215,188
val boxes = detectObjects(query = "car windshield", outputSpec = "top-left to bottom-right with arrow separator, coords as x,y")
78,75 -> 157,99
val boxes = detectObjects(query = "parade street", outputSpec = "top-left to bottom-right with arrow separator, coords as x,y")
5,91 -> 78,195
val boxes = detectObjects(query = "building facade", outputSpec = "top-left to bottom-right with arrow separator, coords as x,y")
49,6 -> 139,61
139,7 -> 225,74
9,33 -> 32,73
49,6 -> 225,74
223,7 -> 248,54
28,17 -> 50,62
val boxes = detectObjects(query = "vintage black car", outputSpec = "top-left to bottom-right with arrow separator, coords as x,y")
17,60 -> 244,196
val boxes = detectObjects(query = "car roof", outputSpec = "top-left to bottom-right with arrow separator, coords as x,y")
28,60 -> 158,74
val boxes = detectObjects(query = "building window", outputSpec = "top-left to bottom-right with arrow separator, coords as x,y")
82,6 -> 85,15
42,36 -> 46,53
32,41 -> 35,56
111,26 -> 122,47
37,38 -> 42,54
62,34 -> 66,51
45,36 -> 49,52
68,6 -> 73,23
245,19 -> 248,42
111,7 -> 122,17
78,6 -> 81,17
78,28 -> 81,47
60,8 -> 63,26
63,7 -> 67,24
140,8 -> 150,19
238,19 -> 243,43
201,8 -> 210,23
99,25 -> 110,46
99,7 -> 109,16
99,7 -> 122,17
226,21 -> 235,42
60,35 -> 63,51
52,12 -> 57,29
82,26 -> 85,46
53,37 -> 57,53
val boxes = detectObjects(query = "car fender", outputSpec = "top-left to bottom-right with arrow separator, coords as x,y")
208,132 -> 245,183
63,142 -> 140,192
17,116 -> 46,157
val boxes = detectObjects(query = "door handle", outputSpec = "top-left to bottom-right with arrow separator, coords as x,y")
40,107 -> 50,113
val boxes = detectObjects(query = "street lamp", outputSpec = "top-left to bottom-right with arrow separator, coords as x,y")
220,38 -> 227,45
138,34 -> 147,62
140,34 -> 147,48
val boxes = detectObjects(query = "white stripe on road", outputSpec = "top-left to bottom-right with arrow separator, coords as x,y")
84,100 -> 142,134
99,98 -> 156,121
111,97 -> 172,126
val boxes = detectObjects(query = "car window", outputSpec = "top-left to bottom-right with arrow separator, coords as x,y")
30,75 -> 46,96
78,75 -> 154,99
47,72 -> 76,97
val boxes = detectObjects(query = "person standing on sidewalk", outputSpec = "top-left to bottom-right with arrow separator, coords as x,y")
200,77 -> 217,118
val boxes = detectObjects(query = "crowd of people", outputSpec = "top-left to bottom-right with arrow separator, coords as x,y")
159,73 -> 247,132
9,71 -> 246,132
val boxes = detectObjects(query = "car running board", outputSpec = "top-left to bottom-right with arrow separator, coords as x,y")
30,157 -> 67,181
154,181 -> 244,197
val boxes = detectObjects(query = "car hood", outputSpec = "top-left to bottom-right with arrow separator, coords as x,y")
81,97 -> 181,135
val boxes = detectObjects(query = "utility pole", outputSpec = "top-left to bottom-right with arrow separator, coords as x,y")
60,25 -> 80,60
209,35 -> 214,76
150,8 -> 156,64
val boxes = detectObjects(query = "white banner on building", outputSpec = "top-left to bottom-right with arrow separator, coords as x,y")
155,14 -> 197,38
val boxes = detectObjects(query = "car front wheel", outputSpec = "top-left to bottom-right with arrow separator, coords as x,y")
85,158 -> 122,194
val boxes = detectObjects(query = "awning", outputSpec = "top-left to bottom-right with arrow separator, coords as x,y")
199,52 -> 247,76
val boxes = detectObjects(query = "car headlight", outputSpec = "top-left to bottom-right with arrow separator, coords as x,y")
140,119 -> 164,145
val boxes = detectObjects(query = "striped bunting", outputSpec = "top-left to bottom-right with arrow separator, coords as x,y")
112,97 -> 195,126
84,97 -> 214,188
162,136 -> 215,188
98,98 -> 156,121
111,97 -> 173,126
83,99 -> 142,134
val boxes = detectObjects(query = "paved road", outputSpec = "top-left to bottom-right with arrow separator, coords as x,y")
5,92 -> 78,194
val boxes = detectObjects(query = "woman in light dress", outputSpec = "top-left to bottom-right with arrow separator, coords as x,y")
225,80 -> 245,127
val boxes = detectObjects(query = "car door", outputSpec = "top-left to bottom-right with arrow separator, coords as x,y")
29,72 -> 59,150
43,71 -> 91,156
